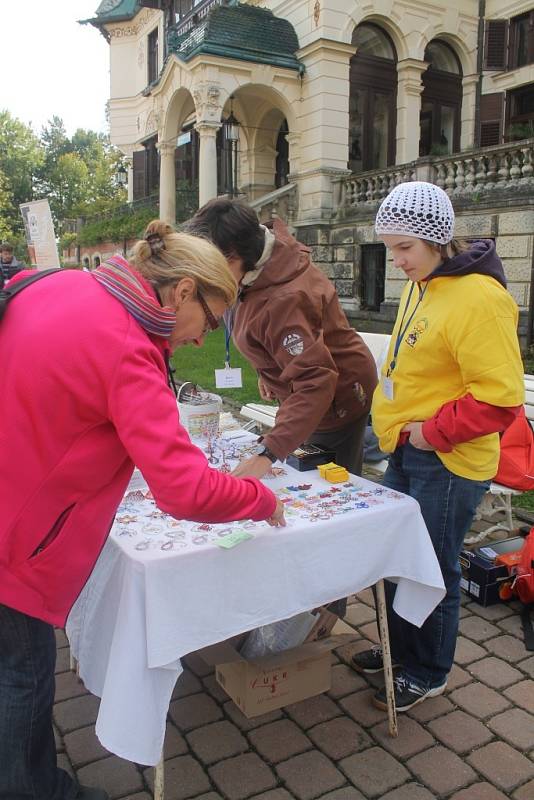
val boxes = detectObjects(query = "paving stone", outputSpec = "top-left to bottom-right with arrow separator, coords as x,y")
459,606 -> 471,619
519,655 -> 534,678
54,670 -> 89,703
370,716 -> 435,758
249,791 -> 294,800
359,621 -> 380,643
514,779 -> 534,799
454,636 -> 487,665
144,755 -> 211,799
498,614 -> 525,638
55,628 -> 69,648
467,741 -> 534,791
334,638 -> 368,666
308,717 -> 372,760
407,745 -> 477,795
318,790 -> 365,800
186,720 -> 247,765
449,783 -> 510,799
485,635 -> 530,663
345,603 -> 377,627
328,663 -> 367,699
54,724 -> 63,753
171,669 -> 202,700
53,694 -> 101,734
162,723 -> 189,759
202,674 -> 229,704
427,710 -> 493,753
339,746 -> 409,798
57,753 -> 74,779
468,656 -> 524,688
248,719 -> 311,763
64,725 -> 110,768
284,693 -> 341,729
77,755 -> 143,798
449,681 -> 511,719
182,651 -> 214,678
169,693 -> 223,732
459,616 -> 501,641
466,602 -> 514,621
504,679 -> 534,713
445,663 -> 473,691
223,700 -> 283,732
55,647 -> 71,674
356,588 -> 375,607
118,794 -> 152,800
380,785 -> 436,800
209,753 -> 277,800
406,694 -> 454,723
488,708 -> 534,750
339,689 -> 388,728
276,751 -> 345,800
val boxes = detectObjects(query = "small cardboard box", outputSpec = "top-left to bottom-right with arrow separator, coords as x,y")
198,633 -> 356,718
459,549 -> 509,606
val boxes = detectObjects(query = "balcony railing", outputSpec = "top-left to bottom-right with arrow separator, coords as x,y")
170,0 -> 224,39
334,138 -> 534,219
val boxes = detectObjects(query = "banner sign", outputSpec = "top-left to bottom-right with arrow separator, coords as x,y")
19,199 -> 60,270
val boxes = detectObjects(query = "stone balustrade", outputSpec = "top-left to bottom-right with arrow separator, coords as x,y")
249,183 -> 298,226
334,138 -> 534,220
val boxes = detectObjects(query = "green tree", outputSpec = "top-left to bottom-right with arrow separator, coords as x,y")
0,110 -> 43,237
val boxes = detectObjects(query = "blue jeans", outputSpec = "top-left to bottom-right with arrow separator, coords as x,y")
383,443 -> 489,688
0,603 -> 77,800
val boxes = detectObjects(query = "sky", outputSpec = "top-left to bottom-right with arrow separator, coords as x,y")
2,1 -> 111,137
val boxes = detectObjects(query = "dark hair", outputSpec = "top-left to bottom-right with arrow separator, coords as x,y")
185,199 -> 265,272
0,242 -> 13,253
423,238 -> 470,259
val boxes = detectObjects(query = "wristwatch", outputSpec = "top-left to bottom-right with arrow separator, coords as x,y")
257,446 -> 278,463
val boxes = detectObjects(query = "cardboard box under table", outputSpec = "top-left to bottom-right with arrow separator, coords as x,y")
459,536 -> 524,606
199,633 -> 356,718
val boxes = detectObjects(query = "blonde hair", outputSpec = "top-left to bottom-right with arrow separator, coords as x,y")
131,219 -> 237,306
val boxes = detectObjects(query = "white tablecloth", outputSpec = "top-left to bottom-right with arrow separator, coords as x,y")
67,436 -> 445,766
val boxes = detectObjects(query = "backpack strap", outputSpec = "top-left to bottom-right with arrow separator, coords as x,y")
520,602 -> 534,651
0,269 -> 61,322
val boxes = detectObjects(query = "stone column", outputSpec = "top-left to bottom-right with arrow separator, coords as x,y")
195,122 -> 220,207
396,58 -> 428,164
127,158 -> 134,203
461,74 -> 479,150
158,142 -> 176,224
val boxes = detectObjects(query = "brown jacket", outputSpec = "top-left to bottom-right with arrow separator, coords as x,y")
231,219 -> 377,459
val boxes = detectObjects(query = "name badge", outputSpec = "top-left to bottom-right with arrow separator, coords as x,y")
382,376 -> 395,401
215,366 -> 243,388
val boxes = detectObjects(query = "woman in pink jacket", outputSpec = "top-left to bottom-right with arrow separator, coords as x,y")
0,220 -> 284,800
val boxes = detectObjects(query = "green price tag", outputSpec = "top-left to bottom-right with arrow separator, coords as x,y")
215,530 -> 254,549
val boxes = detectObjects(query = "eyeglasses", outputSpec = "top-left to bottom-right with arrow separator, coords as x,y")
196,290 -> 220,334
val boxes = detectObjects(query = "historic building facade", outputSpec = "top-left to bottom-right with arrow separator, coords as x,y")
85,0 -> 534,345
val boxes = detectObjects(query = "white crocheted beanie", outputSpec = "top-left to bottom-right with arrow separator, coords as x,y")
375,181 -> 455,245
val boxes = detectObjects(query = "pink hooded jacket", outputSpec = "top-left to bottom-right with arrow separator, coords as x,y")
0,268 -> 276,626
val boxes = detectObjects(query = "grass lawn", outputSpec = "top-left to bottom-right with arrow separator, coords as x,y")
171,326 -> 274,407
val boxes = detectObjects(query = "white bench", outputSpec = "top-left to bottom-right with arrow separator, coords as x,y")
467,374 -> 534,543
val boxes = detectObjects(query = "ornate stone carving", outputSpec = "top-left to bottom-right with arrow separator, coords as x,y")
137,41 -> 145,69
192,85 -> 222,123
107,10 -> 155,39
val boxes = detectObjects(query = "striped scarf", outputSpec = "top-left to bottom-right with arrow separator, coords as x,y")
91,255 -> 176,338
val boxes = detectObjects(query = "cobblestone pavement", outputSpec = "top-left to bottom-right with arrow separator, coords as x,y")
54,575 -> 534,800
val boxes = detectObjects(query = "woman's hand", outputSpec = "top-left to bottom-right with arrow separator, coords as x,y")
401,421 -> 435,450
232,454 -> 273,480
258,377 -> 276,401
265,498 -> 286,527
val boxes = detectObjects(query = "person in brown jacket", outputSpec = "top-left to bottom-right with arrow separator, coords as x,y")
186,199 -> 377,480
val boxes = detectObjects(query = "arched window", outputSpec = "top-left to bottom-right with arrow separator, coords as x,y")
93,256 -> 101,268
349,23 -> 397,172
420,40 -> 462,157
275,119 -> 289,189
